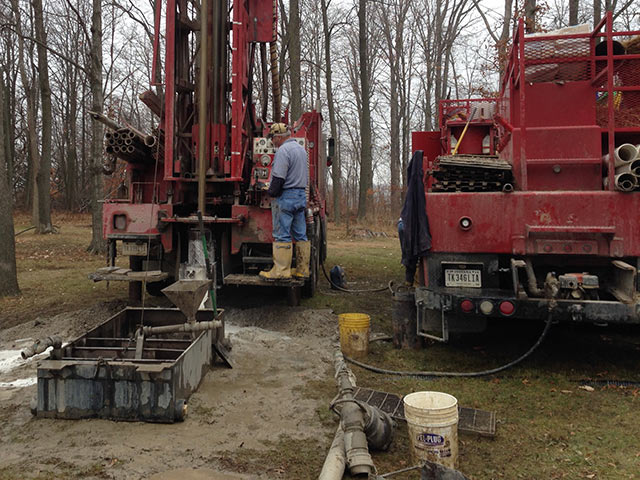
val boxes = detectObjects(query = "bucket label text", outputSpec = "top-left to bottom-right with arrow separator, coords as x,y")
416,432 -> 445,446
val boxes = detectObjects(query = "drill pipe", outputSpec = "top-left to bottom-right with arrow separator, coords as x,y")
89,110 -> 122,131
21,336 -> 62,359
326,351 -> 396,477
615,172 -> 637,192
615,159 -> 640,175
140,320 -> 222,337
318,426 -> 346,480
139,89 -> 163,118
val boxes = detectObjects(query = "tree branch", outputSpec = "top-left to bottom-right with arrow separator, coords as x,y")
4,25 -> 88,75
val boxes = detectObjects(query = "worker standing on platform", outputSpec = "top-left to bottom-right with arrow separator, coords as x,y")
260,123 -> 311,281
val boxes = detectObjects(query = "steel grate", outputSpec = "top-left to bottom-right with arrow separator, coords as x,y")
353,387 -> 497,437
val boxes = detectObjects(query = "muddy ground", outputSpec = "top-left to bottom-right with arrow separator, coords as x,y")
0,299 -> 339,479
3,217 -> 640,479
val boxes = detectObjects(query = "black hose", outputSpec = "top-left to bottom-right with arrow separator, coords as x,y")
345,311 -> 554,378
321,262 -> 392,293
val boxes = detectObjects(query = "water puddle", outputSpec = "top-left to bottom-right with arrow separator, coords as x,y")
0,378 -> 37,389
0,350 -> 24,375
0,349 -> 41,389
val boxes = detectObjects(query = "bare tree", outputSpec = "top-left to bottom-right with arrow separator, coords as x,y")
11,0 -> 41,225
88,0 -> 106,253
473,0 -> 513,74
32,0 -> 54,233
379,0 -> 411,216
357,0 -> 372,219
0,76 -> 20,297
320,0 -> 341,223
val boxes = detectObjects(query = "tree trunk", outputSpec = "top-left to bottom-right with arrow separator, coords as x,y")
569,0 -> 579,25
0,77 -> 20,297
594,0 -> 601,28
525,0 -> 537,32
88,0 -> 106,253
33,0 -> 53,233
1,72 -> 12,186
321,0 -> 341,223
357,0 -> 372,220
499,0 -> 514,74
66,74 -> 79,210
11,0 -> 40,227
289,0 -> 302,122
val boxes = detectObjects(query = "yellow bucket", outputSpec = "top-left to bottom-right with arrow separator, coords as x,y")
338,313 -> 370,359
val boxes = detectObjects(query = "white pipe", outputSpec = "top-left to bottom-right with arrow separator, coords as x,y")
611,144 -> 638,167
615,160 -> 640,175
318,426 -> 346,480
614,172 -> 637,192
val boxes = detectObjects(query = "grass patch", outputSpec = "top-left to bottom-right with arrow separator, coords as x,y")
0,212 -> 128,329
3,216 -> 640,478
212,435 -> 331,479
301,222 -> 640,479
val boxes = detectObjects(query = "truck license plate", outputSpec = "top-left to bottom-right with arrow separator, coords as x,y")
445,269 -> 481,288
122,241 -> 148,256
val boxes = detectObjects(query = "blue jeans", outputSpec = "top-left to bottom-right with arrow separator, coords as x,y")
272,188 -> 308,242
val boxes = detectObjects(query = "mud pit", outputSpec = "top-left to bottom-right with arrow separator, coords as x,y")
0,302 -> 338,479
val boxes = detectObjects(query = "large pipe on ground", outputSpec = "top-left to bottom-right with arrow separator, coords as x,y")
321,352 -> 395,479
334,351 -> 375,477
318,426 -> 346,480
21,336 -> 62,359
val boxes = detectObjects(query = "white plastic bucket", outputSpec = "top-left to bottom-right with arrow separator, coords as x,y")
403,391 -> 459,469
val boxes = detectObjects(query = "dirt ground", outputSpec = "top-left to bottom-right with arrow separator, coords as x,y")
0,300 -> 339,479
3,215 -> 640,479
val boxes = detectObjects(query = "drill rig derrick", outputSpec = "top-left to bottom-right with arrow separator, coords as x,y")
96,0 -> 327,303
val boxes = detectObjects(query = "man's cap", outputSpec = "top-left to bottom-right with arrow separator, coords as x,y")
268,123 -> 290,138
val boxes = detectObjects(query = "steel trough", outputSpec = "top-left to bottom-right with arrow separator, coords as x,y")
35,307 -> 224,423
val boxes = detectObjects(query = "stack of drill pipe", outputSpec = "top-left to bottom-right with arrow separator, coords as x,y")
105,127 -> 156,164
432,165 -> 514,192
605,143 -> 640,192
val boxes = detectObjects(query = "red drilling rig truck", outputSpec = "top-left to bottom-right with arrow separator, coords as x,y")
91,0 -> 329,304
412,14 -> 640,341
